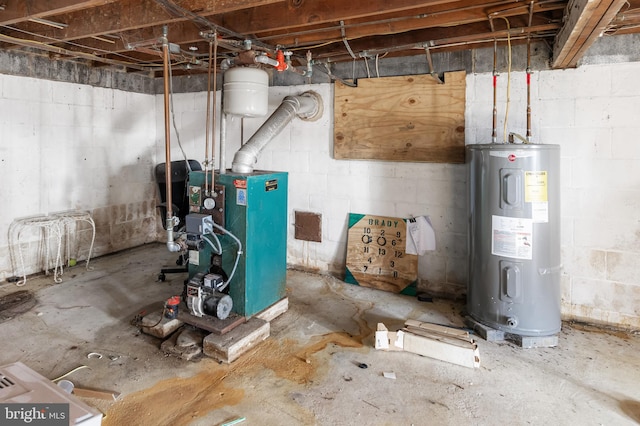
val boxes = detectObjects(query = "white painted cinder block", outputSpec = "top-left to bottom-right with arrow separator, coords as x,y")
572,277 -> 640,317
562,247 -> 606,280
574,97 -> 614,129
574,217 -> 640,252
612,127 -> 640,159
611,63 -> 640,97
572,158 -> 640,190
606,251 -> 640,284
418,254 -> 446,287
349,197 -> 396,218
540,66 -> 612,100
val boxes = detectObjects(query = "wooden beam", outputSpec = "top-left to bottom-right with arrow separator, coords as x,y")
0,32 -> 153,71
0,0 -> 119,26
77,0 -> 562,56
0,0 -> 284,43
552,0 -> 628,68
315,21 -> 560,62
255,1 -> 565,48
218,0 -> 462,35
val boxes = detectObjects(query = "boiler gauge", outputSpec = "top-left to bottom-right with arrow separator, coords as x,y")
203,197 -> 216,210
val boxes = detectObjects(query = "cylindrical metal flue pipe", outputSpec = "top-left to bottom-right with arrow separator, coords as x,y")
231,91 -> 323,173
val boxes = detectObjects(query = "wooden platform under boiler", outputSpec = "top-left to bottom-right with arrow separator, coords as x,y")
142,297 -> 289,363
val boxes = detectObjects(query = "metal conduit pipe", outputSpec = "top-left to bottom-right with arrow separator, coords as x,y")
231,91 -> 323,174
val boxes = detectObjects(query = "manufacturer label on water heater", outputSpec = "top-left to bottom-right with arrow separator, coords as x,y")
491,215 -> 533,260
525,171 -> 549,223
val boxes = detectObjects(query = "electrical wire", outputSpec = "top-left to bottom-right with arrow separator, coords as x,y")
51,365 -> 90,382
148,305 -> 168,328
204,40 -> 214,194
498,16 -> 512,143
364,57 -> 371,78
375,54 -> 380,78
202,232 -> 222,254
287,40 -> 338,51
206,221 -> 243,292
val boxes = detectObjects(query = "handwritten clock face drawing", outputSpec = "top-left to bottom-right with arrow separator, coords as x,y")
345,213 -> 418,294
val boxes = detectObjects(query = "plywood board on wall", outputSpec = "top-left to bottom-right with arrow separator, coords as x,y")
334,71 -> 466,163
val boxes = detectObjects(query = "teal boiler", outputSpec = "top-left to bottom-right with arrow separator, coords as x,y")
188,170 -> 288,317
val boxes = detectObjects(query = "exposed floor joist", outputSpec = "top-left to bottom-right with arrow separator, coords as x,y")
0,0 -> 636,72
552,0 -> 628,68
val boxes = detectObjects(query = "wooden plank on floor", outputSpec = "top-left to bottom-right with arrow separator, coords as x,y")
177,311 -> 246,335
255,297 -> 288,322
203,317 -> 270,363
73,387 -> 121,401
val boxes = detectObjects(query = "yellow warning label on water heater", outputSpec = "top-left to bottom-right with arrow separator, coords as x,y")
525,171 -> 548,202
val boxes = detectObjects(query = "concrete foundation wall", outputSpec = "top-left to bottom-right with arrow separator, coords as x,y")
0,74 -> 158,282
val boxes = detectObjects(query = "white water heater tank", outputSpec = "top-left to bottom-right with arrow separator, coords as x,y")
223,67 -> 268,117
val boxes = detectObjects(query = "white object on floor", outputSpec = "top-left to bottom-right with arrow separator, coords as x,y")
383,371 -> 397,379
0,362 -> 102,425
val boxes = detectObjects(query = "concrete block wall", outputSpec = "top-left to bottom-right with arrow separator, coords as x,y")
0,74 -> 158,282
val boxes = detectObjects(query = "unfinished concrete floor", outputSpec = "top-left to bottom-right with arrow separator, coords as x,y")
0,243 -> 639,425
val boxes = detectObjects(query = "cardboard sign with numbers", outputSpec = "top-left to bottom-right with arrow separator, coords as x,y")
345,213 -> 418,294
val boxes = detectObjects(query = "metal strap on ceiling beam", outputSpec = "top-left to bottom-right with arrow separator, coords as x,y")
424,45 -> 443,84
340,20 -> 357,59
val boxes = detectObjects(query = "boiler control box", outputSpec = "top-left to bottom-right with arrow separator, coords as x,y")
186,213 -> 213,235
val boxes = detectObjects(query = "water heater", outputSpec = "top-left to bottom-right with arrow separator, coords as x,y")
467,143 -> 561,336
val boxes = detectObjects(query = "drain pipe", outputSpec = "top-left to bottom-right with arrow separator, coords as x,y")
231,91 -> 323,174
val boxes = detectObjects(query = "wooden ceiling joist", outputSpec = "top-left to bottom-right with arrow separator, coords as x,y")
552,0 -> 628,68
0,0 -> 635,71
0,0 -> 119,26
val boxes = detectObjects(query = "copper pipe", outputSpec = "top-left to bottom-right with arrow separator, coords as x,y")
162,37 -> 173,227
204,40 -> 213,195
492,39 -> 498,144
211,33 -> 218,188
526,37 -> 532,142
526,0 -> 534,142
